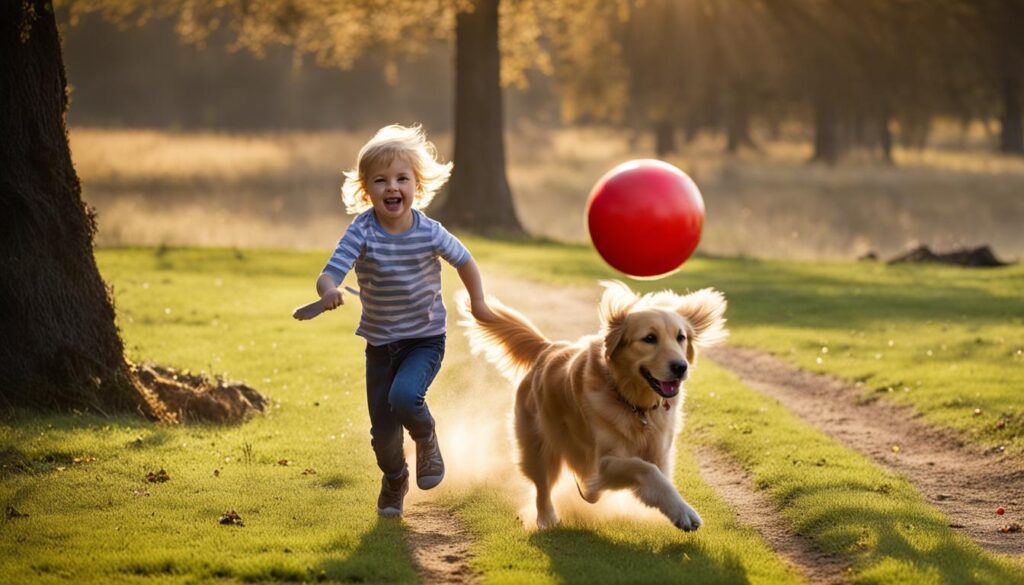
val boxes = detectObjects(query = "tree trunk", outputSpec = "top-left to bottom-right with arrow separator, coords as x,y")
726,88 -> 756,154
878,113 -> 894,165
999,75 -> 1024,155
0,0 -> 140,413
811,95 -> 842,164
654,121 -> 677,157
434,0 -> 523,235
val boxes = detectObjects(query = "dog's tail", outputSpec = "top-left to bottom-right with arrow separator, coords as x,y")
455,290 -> 551,382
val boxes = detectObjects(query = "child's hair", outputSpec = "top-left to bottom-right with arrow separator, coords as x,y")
341,124 -> 453,215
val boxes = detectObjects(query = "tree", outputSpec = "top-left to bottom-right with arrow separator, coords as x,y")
1,0 -> 142,413
62,0 -> 531,233
4,0 -> 266,421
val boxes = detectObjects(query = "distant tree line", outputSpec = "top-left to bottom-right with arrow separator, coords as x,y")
552,0 -> 1024,161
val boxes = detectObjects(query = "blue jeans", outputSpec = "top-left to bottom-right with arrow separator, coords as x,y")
364,334 -> 445,481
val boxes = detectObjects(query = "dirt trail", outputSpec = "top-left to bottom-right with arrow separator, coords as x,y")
695,447 -> 852,584
405,502 -> 480,584
707,345 -> 1024,556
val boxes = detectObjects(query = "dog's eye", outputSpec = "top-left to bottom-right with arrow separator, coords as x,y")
677,332 -> 686,343
642,334 -> 657,344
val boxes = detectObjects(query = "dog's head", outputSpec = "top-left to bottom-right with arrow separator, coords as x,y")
600,280 -> 727,403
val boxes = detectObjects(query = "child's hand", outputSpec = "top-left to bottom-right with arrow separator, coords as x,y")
322,288 -> 344,311
470,297 -> 498,323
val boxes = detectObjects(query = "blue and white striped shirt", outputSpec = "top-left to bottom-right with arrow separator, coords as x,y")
322,209 -> 471,346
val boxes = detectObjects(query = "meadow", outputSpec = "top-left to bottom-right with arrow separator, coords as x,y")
69,124 -> 1024,260
2,126 -> 1022,583
1,246 -> 1021,583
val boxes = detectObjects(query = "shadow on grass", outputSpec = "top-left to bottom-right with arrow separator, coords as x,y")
792,494 -> 1023,582
315,516 -> 418,584
529,527 -> 750,585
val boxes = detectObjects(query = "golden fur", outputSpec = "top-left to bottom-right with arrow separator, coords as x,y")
457,280 -> 727,530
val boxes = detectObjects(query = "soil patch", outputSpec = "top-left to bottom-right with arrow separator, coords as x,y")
132,363 -> 267,423
405,502 -> 479,584
695,446 -> 851,584
707,345 -> 1024,556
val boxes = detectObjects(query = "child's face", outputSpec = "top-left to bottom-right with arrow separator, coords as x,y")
365,158 -> 417,225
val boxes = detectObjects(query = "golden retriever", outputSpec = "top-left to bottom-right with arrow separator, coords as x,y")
457,280 -> 727,531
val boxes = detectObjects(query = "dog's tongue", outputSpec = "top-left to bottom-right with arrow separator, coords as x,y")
659,380 -> 680,397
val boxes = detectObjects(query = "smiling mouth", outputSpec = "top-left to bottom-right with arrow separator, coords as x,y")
640,367 -> 681,398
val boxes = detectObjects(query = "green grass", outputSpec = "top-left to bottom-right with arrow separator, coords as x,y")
465,236 -> 1024,458
440,449 -> 803,585
2,245 -> 1021,583
1,248 -> 415,583
1,247 -> 799,584
462,237 -> 1024,582
686,364 -> 1022,583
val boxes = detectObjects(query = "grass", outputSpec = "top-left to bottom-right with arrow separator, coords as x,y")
1,247 -> 798,584
1,248 -> 414,583
686,363 -> 1023,583
2,245 -> 1021,583
464,236 -> 1024,459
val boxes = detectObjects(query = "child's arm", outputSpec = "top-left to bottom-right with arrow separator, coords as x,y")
456,258 -> 498,322
317,273 -> 345,310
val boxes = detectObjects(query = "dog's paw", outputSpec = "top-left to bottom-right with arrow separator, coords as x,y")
537,509 -> 560,530
671,502 -> 703,532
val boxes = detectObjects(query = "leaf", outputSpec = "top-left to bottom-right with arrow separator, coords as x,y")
219,510 -> 244,526
146,469 -> 170,483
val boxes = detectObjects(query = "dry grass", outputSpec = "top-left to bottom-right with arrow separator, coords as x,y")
71,124 -> 1024,259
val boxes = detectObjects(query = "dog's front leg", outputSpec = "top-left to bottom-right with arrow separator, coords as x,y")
590,455 -> 702,531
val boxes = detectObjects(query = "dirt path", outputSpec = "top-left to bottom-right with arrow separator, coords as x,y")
707,345 -> 1024,556
695,446 -> 852,584
400,274 -> 600,584
405,502 -> 480,584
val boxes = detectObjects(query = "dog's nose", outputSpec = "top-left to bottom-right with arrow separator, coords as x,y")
670,361 -> 688,378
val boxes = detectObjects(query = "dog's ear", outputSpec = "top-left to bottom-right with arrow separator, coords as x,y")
600,280 -> 636,359
676,288 -> 728,362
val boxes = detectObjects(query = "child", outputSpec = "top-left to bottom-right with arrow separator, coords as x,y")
314,124 -> 496,517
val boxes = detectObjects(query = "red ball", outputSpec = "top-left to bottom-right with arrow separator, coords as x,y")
586,159 -> 705,278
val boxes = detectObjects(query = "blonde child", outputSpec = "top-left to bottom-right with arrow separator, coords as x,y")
314,124 -> 495,517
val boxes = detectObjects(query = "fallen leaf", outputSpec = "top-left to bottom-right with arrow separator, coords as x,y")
219,510 -> 244,526
131,489 -> 151,497
146,469 -> 170,483
302,468 -> 317,475
213,469 -> 220,477
277,459 -> 290,466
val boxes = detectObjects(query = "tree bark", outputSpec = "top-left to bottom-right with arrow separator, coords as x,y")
999,75 -> 1024,155
0,0 -> 140,412
434,0 -> 523,235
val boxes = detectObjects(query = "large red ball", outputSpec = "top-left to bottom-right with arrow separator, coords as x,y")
586,159 -> 705,278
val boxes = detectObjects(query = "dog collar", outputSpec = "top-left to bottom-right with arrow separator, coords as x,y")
631,399 -> 672,426
606,373 -> 670,425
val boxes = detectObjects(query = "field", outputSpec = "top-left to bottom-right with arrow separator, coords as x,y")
69,125 -> 1024,260
1,246 -> 1022,583
2,127 -> 1022,583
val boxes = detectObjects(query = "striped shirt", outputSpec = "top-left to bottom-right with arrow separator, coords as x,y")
322,209 -> 471,346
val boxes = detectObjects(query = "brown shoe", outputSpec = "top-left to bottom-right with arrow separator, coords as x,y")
377,473 -> 409,517
416,432 -> 445,490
